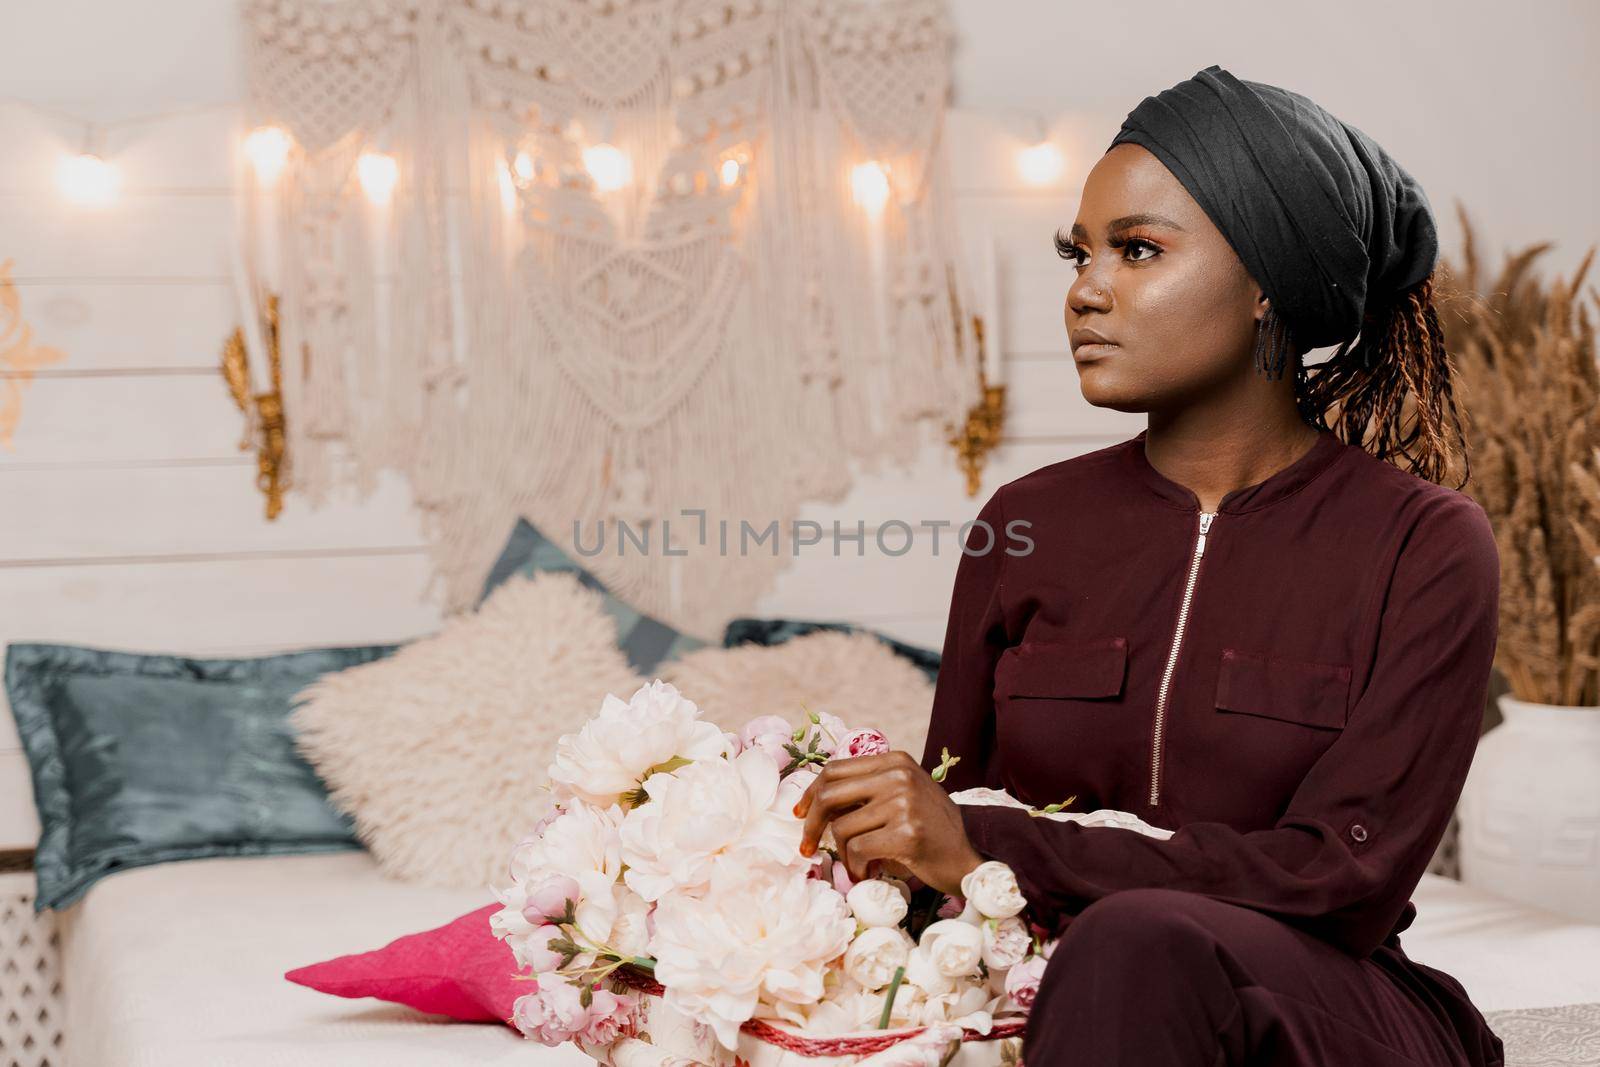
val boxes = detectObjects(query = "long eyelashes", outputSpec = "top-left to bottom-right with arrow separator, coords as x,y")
1054,233 -> 1162,268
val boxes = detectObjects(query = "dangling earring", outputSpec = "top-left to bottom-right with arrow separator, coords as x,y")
1253,304 -> 1294,381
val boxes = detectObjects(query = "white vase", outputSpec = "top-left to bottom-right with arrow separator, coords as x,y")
1458,695 -> 1600,922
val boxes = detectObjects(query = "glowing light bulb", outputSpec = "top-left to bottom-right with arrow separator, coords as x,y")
244,126 -> 293,184
512,150 -> 536,185
850,160 -> 890,215
719,156 -> 743,187
1017,140 -> 1065,187
583,143 -> 632,192
357,151 -> 399,205
58,153 -> 119,207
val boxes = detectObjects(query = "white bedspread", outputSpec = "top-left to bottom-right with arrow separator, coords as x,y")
1403,873 -> 1600,1012
55,853 -> 1600,1065
57,851 -> 593,1067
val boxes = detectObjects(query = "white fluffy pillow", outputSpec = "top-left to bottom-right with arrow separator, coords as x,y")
660,630 -> 935,758
290,570 -> 642,886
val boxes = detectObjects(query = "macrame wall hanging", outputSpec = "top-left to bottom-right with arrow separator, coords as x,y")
241,0 -> 978,638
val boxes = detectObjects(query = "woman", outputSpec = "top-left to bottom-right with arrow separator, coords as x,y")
795,65 -> 1505,1066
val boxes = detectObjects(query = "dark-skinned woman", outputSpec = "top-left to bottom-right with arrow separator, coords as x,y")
795,65 -> 1504,1066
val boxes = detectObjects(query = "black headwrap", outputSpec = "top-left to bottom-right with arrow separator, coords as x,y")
1108,64 -> 1438,354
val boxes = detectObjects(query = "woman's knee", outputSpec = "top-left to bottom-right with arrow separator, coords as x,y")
1034,889 -> 1230,1004
1061,888 -> 1221,953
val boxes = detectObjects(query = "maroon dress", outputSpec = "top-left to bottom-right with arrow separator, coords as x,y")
920,427 -> 1505,1066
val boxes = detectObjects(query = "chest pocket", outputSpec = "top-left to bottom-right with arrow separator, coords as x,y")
1214,648 -> 1352,730
997,636 -> 1129,700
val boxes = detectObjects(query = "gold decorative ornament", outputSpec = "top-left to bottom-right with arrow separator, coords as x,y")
220,291 -> 290,520
948,315 -> 1007,497
0,260 -> 67,451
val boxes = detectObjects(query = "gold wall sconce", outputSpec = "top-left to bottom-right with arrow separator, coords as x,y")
220,292 -> 289,520
948,315 -> 1007,497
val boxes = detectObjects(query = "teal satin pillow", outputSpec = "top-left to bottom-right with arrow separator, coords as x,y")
479,517 -> 707,674
721,617 -> 941,684
5,642 -> 399,911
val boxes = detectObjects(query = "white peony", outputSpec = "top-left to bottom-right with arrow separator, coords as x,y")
847,879 -> 910,929
843,926 -> 913,990
960,861 -> 1026,920
903,945 -> 955,996
919,919 -> 985,979
650,867 -> 856,1049
547,680 -> 731,807
496,803 -> 642,966
620,747 -> 806,901
981,916 -> 1031,970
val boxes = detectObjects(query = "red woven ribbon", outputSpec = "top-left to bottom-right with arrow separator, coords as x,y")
611,966 -> 1027,1056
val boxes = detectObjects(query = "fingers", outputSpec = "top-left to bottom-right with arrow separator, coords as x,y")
837,827 -> 899,882
798,774 -> 883,857
793,750 -> 918,818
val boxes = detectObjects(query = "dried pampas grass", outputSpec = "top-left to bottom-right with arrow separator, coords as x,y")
1438,208 -> 1600,705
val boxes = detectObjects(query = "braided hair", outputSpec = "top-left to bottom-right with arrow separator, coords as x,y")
1271,274 -> 1469,491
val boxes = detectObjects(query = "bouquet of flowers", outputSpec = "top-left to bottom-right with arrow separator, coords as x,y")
487,679 -> 1060,1065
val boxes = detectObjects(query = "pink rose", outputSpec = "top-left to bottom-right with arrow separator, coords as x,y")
1004,954 -> 1050,1014
936,895 -> 965,919
578,988 -> 640,1046
511,976 -> 590,1045
522,872 -> 581,923
837,728 -> 891,759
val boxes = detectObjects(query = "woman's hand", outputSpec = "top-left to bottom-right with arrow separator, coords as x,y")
792,750 -> 984,896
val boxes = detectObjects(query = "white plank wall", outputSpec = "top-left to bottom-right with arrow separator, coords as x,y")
0,103 -> 1138,848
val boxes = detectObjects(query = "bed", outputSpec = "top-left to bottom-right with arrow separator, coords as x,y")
55,851 -> 590,1067
50,851 -> 1600,1066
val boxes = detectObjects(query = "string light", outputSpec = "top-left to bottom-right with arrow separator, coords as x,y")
850,160 -> 890,215
57,151 -> 118,207
582,142 -> 632,192
1016,139 -> 1065,187
357,150 -> 399,205
244,125 -> 293,184
719,156 -> 743,187
511,150 -> 536,186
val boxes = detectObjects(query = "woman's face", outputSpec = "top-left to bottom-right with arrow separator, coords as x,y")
1059,143 -> 1264,414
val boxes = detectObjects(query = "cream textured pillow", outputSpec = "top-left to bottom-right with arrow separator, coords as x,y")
659,630 -> 935,759
290,570 -> 642,886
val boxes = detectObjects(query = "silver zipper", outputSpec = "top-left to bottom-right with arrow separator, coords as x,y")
1148,510 -> 1216,808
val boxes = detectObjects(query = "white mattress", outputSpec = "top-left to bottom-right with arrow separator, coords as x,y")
57,851 -> 594,1067
1401,873 -> 1600,1012
56,855 -> 1600,1066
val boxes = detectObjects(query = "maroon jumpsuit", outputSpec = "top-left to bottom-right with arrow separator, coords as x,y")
920,427 -> 1505,1066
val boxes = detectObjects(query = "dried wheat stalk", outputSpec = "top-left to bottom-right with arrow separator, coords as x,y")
1436,206 -> 1600,705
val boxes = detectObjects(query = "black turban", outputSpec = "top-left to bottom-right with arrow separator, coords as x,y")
1108,64 -> 1437,352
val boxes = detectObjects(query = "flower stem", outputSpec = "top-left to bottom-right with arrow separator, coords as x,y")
877,966 -> 907,1029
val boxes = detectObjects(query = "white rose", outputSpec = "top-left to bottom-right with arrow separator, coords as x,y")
981,916 -> 1031,970
846,878 -> 910,928
843,926 -> 914,990
620,747 -> 805,901
902,944 -> 955,996
960,860 -> 1026,920
548,680 -> 731,808
919,918 -> 984,979
650,867 -> 856,1050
